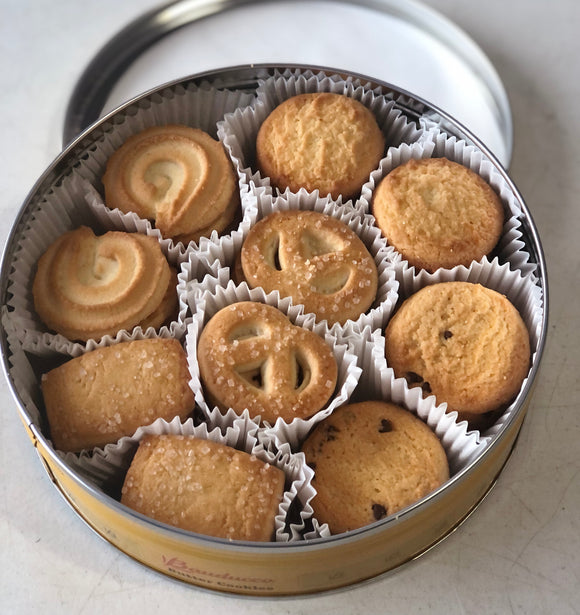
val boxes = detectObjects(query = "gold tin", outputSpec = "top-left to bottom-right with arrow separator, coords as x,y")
0,65 -> 548,596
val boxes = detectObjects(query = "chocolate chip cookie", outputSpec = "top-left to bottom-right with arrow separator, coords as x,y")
301,401 -> 449,534
384,281 -> 530,415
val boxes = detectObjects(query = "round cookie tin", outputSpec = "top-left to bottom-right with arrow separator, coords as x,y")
0,64 -> 548,596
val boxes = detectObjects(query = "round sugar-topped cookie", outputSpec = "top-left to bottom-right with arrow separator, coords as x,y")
384,281 -> 530,415
256,92 -> 385,200
301,401 -> 449,534
240,210 -> 378,325
372,157 -> 504,272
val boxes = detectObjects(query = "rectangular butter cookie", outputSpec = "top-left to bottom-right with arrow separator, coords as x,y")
42,338 -> 194,452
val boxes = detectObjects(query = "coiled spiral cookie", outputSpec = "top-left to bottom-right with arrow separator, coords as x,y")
102,124 -> 239,244
240,210 -> 378,324
197,301 -> 338,424
32,226 -> 177,341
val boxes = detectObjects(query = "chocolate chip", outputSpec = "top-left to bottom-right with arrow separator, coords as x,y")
422,381 -> 432,394
326,424 -> 340,441
378,419 -> 393,433
443,330 -> 453,339
405,371 -> 423,384
372,503 -> 387,521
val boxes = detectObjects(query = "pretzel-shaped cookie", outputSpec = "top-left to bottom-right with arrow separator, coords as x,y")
197,301 -> 338,423
102,125 -> 239,243
240,210 -> 378,324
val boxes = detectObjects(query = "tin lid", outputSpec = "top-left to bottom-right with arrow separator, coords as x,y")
63,0 -> 513,167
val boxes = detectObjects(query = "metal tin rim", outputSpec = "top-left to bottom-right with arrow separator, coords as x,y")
62,0 -> 514,166
23,386 -> 527,554
0,63 -> 548,558
36,430 -> 512,597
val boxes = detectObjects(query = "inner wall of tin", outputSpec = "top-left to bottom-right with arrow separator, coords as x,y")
1,66 -> 546,551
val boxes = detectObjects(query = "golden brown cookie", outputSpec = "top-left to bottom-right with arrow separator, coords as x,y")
240,210 -> 378,324
197,301 -> 338,424
42,338 -> 194,452
384,282 -> 530,415
32,226 -> 177,341
102,124 -> 239,243
138,265 -> 179,331
302,401 -> 449,534
372,157 -> 504,272
256,93 -> 384,199
121,435 -> 285,541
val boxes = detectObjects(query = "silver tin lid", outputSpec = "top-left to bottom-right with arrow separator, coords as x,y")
63,0 -> 513,167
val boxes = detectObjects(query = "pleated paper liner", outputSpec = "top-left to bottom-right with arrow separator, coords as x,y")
52,411 -> 315,543
72,82 -> 260,255
185,280 -> 361,449
390,257 -> 543,445
361,128 -> 537,279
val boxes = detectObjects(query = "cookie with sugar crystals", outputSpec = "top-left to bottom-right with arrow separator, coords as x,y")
240,210 -> 378,324
41,338 -> 194,452
121,435 -> 285,541
301,401 -> 449,534
372,157 -> 504,272
197,301 -> 337,424
384,281 -> 530,415
256,92 -> 384,200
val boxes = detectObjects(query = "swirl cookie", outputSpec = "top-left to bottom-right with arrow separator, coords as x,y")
240,210 -> 378,324
372,158 -> 504,272
197,301 -> 338,423
42,339 -> 194,452
102,124 -> 240,243
302,401 -> 449,534
384,282 -> 530,416
121,435 -> 285,541
32,226 -> 177,341
256,93 -> 385,199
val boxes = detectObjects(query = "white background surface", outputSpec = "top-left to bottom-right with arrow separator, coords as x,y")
1,1 -> 578,613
